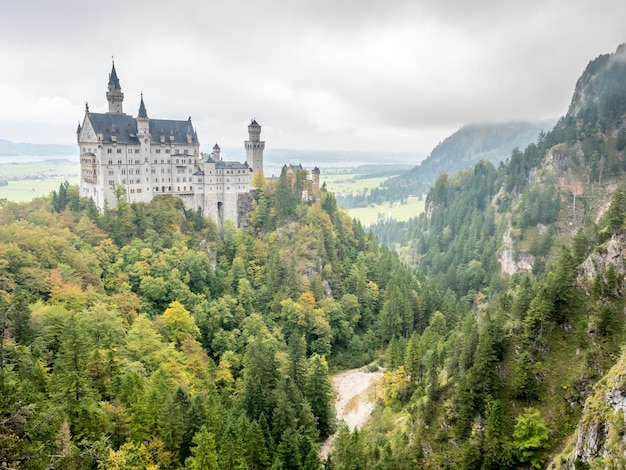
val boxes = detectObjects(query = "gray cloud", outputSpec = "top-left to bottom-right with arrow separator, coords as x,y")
0,0 -> 625,153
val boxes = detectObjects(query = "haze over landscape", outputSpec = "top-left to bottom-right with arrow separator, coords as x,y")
1,0 -> 625,157
6,1 -> 626,468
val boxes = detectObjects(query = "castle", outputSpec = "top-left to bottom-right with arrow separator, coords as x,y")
78,62 -> 264,227
282,163 -> 321,202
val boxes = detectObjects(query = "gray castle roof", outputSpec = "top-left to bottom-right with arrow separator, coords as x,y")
86,112 -> 199,145
216,161 -> 250,170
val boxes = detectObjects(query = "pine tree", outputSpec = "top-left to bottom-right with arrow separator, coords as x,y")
305,354 -> 336,440
185,426 -> 218,470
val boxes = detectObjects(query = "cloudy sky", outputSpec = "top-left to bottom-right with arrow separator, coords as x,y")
0,1 -> 625,157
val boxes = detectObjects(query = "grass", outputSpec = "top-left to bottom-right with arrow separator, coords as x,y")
322,170 -> 425,225
323,174 -> 388,194
346,197 -> 425,226
0,177 -> 80,203
0,160 -> 79,203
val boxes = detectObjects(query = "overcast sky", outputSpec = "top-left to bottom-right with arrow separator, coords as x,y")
0,1 -> 625,156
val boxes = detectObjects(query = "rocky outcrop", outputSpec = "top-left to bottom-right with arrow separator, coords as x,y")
553,354 -> 626,468
499,225 -> 534,276
577,232 -> 626,285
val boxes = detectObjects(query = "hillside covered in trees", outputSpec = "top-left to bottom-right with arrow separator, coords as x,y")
349,44 -> 626,469
0,167 -> 443,468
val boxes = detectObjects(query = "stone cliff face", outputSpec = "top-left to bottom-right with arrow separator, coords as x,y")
553,354 -> 626,469
577,232 -> 626,285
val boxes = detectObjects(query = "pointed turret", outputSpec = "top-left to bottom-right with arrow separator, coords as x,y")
108,62 -> 121,91
137,93 -> 148,119
136,93 -> 150,135
106,59 -> 124,114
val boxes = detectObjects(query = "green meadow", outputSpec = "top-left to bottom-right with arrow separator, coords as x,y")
322,169 -> 424,226
0,160 -> 79,202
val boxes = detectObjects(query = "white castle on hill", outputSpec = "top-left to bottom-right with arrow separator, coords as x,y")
78,62 -> 263,227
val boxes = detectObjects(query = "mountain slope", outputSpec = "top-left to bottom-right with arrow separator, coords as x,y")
384,120 -> 554,197
0,138 -> 75,157
337,44 -> 626,469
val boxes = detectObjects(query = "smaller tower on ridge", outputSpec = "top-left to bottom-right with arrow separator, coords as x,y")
212,143 -> 221,161
106,60 -> 124,114
311,167 -> 320,194
245,119 -> 264,177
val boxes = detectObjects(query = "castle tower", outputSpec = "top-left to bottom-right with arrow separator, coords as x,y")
311,167 -> 320,194
245,119 -> 264,177
106,60 -> 124,114
212,143 -> 221,161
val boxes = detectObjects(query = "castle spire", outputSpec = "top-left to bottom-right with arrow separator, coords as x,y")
137,93 -> 148,119
106,59 -> 124,114
108,59 -> 121,91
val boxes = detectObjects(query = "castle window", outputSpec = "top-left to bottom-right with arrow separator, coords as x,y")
155,187 -> 158,192
156,149 -> 161,154
190,186 -> 192,190
135,160 -> 140,165
118,160 -> 122,165
127,149 -> 132,154
130,189 -> 135,194
108,170 -> 114,176
122,179 -> 126,184
117,149 -> 122,154
176,178 -> 180,182
109,180 -> 114,186
135,149 -> 140,154
136,169 -> 140,175
107,149 -> 112,154
121,169 -> 126,175
161,160 -> 164,164
137,189 -> 142,193
108,160 -> 113,165
184,149 -> 188,154
165,149 -> 170,154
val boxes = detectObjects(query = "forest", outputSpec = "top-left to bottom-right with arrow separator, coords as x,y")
3,44 -> 626,469
1,166 -> 437,469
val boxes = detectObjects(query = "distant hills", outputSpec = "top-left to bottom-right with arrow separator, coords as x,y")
0,139 -> 76,157
384,119 -> 555,196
